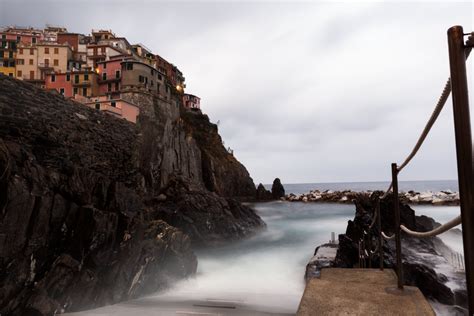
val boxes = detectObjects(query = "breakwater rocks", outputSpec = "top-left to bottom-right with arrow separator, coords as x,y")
286,189 -> 460,206
0,75 -> 264,315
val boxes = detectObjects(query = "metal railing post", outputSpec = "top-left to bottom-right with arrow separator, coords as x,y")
448,25 -> 474,315
392,163 -> 404,289
377,198 -> 384,270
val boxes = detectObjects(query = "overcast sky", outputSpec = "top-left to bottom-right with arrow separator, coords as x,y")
1,0 -> 473,184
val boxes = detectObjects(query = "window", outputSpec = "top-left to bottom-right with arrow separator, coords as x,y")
16,36 -> 21,42
74,74 -> 79,83
17,70 -> 22,77
54,47 -> 59,54
115,82 -> 119,91
44,47 -> 49,54
59,88 -> 64,95
16,59 -> 24,65
53,59 -> 59,66
19,48 -> 23,54
44,58 -> 49,65
111,101 -> 116,107
66,73 -> 70,81
30,48 -> 34,55
151,69 -> 154,75
1,34 -> 5,40
158,74 -> 162,81
8,73 -> 13,77
8,51 -> 13,59
29,71 -> 34,79
102,73 -> 107,81
73,87 -> 78,95
103,63 -> 107,69
126,63 -> 133,70
95,103 -> 100,110
115,70 -> 120,78
32,37 -> 36,44
29,59 -> 33,65
83,87 -> 87,96
101,47 -> 105,53
51,74 -> 56,82
138,75 -> 144,83
84,73 -> 89,81
107,83 -> 111,92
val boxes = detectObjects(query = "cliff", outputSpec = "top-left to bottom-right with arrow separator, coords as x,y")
0,75 -> 264,315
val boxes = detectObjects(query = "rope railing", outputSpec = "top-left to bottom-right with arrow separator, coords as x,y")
400,215 -> 462,238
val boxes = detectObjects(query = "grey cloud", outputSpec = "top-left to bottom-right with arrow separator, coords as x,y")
0,0 -> 472,184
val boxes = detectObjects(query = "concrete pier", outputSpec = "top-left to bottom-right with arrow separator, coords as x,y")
297,268 -> 435,316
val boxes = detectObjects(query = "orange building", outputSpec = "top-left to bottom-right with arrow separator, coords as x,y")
84,95 -> 140,123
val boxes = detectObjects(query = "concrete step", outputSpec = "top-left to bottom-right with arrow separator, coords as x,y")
297,268 -> 435,316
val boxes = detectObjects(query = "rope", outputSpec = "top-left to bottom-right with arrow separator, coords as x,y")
382,232 -> 395,240
397,47 -> 472,172
380,182 -> 393,200
397,78 -> 452,171
400,215 -> 461,238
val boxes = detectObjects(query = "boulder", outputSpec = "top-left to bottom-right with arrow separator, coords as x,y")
256,183 -> 273,201
271,178 -> 285,199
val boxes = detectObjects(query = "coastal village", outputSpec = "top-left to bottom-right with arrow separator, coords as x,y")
0,25 -> 201,123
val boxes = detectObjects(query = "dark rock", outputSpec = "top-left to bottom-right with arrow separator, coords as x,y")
180,110 -> 256,198
0,74 -> 264,315
334,192 -> 461,308
256,183 -> 273,201
271,178 -> 285,199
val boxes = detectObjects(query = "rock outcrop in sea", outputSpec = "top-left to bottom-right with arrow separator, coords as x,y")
0,75 -> 265,315
271,178 -> 285,199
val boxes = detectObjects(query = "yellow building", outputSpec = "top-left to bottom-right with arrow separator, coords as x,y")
15,44 -> 39,80
36,43 -> 72,79
0,39 -> 17,77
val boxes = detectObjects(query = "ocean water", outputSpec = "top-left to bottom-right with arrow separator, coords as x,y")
68,181 -> 463,315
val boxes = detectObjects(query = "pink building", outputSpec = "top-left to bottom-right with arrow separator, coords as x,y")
44,72 -> 73,97
97,58 -> 123,98
85,95 -> 140,123
182,93 -> 200,110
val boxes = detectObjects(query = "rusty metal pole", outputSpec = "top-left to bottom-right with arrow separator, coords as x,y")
392,163 -> 403,289
448,25 -> 474,315
377,198 -> 384,270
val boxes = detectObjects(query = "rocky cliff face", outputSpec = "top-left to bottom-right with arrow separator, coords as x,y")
0,75 -> 264,315
180,110 -> 256,198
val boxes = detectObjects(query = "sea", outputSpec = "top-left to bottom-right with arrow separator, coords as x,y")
68,180 -> 462,316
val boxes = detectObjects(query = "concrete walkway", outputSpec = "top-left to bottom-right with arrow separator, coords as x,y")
297,268 -> 435,316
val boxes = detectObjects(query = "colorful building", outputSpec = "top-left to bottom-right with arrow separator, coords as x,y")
183,94 -> 201,110
84,95 -> 140,123
36,43 -> 73,79
0,39 -> 17,77
45,69 -> 99,98
121,59 -> 167,97
96,58 -> 123,98
15,44 -> 40,81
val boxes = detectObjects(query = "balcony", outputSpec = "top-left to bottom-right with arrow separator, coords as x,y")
87,54 -> 106,59
38,62 -> 53,69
